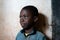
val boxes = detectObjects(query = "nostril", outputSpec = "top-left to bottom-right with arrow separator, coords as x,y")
20,19 -> 24,22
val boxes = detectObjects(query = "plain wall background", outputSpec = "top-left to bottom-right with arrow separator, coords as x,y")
0,0 -> 52,40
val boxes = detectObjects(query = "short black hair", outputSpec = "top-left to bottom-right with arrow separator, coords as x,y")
21,5 -> 38,17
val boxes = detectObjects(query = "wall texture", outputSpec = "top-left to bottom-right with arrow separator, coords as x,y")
52,0 -> 60,40
0,0 -> 52,40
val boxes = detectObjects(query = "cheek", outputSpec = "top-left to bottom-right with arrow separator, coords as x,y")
24,18 -> 31,24
25,19 -> 30,23
26,19 -> 33,23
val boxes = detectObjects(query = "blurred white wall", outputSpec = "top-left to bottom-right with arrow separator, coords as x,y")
0,0 -> 52,40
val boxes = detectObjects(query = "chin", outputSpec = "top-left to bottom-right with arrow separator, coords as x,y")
24,27 -> 32,30
22,26 -> 27,29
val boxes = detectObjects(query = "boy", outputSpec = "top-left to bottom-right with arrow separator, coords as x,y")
16,5 -> 46,40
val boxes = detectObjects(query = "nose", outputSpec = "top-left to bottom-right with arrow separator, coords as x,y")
20,17 -> 25,22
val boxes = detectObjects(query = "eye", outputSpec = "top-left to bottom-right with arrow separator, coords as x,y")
20,16 -> 23,19
20,16 -> 21,18
24,16 -> 28,19
20,15 -> 29,19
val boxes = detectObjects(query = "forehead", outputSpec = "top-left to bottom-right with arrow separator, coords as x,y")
20,9 -> 32,15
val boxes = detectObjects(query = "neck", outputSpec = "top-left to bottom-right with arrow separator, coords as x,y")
25,27 -> 33,33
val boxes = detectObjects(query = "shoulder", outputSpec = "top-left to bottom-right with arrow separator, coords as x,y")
36,31 -> 45,37
36,31 -> 46,40
16,30 -> 23,40
17,30 -> 22,36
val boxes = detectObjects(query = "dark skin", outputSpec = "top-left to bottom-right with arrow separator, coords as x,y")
20,9 -> 38,33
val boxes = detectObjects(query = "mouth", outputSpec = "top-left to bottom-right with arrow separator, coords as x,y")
21,24 -> 28,29
21,22 -> 27,26
20,23 -> 28,28
21,23 -> 25,26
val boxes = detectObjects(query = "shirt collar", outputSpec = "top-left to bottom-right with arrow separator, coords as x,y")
21,29 -> 36,36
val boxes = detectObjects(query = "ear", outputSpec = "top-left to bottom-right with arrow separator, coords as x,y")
34,16 -> 38,22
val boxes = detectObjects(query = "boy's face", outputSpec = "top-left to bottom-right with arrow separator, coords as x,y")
20,9 -> 34,29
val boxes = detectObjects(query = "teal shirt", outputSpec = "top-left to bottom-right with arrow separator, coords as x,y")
16,29 -> 46,40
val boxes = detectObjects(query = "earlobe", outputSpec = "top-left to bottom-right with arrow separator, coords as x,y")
34,17 -> 38,22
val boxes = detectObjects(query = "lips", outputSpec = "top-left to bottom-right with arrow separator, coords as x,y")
21,23 -> 28,29
21,23 -> 25,26
21,22 -> 26,26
